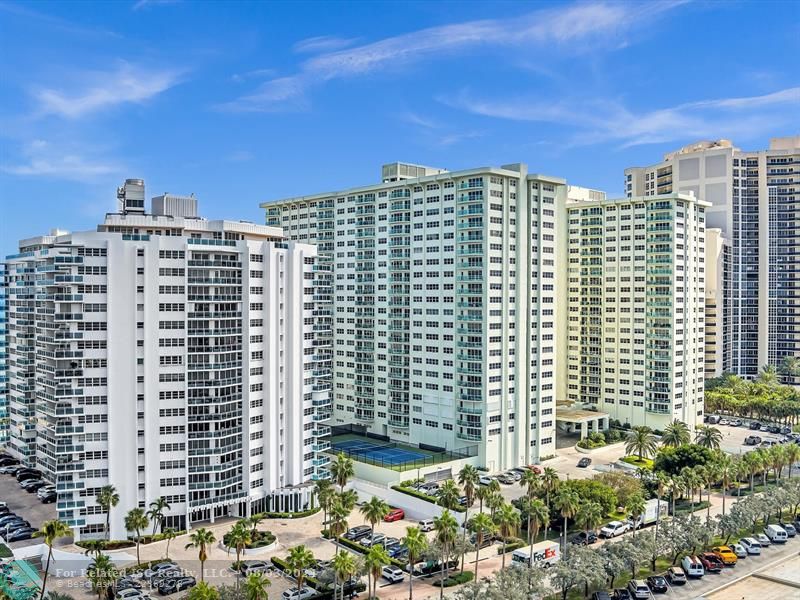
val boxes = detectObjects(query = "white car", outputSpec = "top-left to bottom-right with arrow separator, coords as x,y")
382,565 -> 404,583
599,521 -> 630,538
755,533 -> 771,546
143,562 -> 178,581
116,589 -> 144,599
282,587 -> 316,600
739,537 -> 762,555
479,475 -> 494,486
732,543 -> 747,558
240,560 -> 269,576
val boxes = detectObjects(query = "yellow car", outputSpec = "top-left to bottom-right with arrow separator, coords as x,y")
712,545 -> 738,566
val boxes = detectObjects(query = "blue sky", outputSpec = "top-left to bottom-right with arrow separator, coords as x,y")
1,0 -> 798,255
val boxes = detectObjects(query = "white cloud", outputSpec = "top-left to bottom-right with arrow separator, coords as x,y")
33,62 -> 181,119
132,0 -> 181,10
231,68 -> 276,83
444,87 -> 800,148
1,140 -> 125,182
222,1 -> 688,112
292,35 -> 358,54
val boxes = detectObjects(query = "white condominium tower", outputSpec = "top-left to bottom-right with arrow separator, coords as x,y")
564,193 -> 707,431
625,137 -> 800,378
263,162 -> 563,471
4,180 -> 331,540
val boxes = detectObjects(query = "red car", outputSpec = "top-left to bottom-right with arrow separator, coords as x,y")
384,508 -> 405,522
699,553 -> 724,573
527,465 -> 542,474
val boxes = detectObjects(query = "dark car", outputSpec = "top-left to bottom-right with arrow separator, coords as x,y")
744,436 -> 762,446
40,492 -> 57,504
591,592 -> 612,600
781,426 -> 792,435
16,471 -> 41,483
0,506 -> 11,516
22,480 -> 47,492
0,457 -> 20,467
577,457 -> 592,468
158,576 -> 196,596
5,520 -> 32,533
343,525 -> 371,541
768,425 -> 781,434
699,553 -> 724,573
569,531 -> 598,545
7,527 -> 37,542
646,575 -> 668,593
749,421 -> 762,430
612,589 -> 632,600
0,515 -> 22,527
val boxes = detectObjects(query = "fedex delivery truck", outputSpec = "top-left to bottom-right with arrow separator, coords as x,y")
511,541 -> 560,568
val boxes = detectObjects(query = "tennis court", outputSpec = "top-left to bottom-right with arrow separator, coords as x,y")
331,438 -> 427,465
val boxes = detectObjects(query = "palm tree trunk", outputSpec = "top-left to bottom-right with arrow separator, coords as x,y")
136,538 -> 141,566
501,539 -> 507,568
166,538 -> 171,559
439,543 -> 447,600
474,537 -> 480,579
39,547 -> 53,600
408,557 -> 414,600
460,506 -> 469,574
106,511 -> 111,541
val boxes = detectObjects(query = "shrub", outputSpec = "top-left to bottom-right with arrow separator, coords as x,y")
653,444 -> 714,475
121,558 -> 172,575
77,539 -> 135,551
391,485 -> 466,513
497,538 -> 526,554
559,479 -> 617,515
0,543 -> 12,559
433,571 -> 474,587
223,529 -> 275,549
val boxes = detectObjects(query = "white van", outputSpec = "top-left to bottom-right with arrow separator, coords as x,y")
418,519 -> 434,532
680,555 -> 705,578
739,537 -> 762,555
765,524 -> 788,544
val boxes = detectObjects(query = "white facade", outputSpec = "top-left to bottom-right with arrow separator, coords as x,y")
262,162 -> 562,471
563,193 -> 707,431
704,229 -> 730,379
4,186 -> 331,540
625,137 -> 800,377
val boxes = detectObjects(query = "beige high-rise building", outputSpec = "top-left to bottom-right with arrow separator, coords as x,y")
625,137 -> 800,378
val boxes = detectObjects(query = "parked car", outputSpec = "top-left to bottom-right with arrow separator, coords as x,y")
590,592 -> 611,600
711,546 -> 738,565
381,565 -> 404,583
719,418 -> 730,426
144,563 -> 179,581
16,471 -> 41,483
281,587 -> 316,600
731,543 -> 747,558
755,533 -> 771,546
731,419 -> 743,427
36,485 -> 56,498
781,426 -> 792,435
681,555 -> 705,578
239,561 -> 269,576
40,491 -> 57,504
117,588 -> 145,599
5,520 -> 32,533
765,524 -> 788,543
611,589 -> 631,600
778,522 -> 797,537
744,436 -> 762,446
627,579 -> 651,600
343,525 -> 371,541
646,575 -> 668,593
22,480 -> 47,492
666,566 -> 687,585
6,528 -> 36,542
158,577 -> 196,596
384,508 -> 404,522
599,521 -> 630,538
478,475 -> 494,486
569,531 -> 598,545
497,473 -> 515,485
739,537 -> 762,555
116,578 -> 142,591
749,421 -> 762,430
361,533 -> 385,548
577,457 -> 592,468
699,552 -> 724,573
418,519 -> 434,532
469,532 -> 495,549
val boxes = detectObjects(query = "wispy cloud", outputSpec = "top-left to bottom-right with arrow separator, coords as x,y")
231,68 -> 276,83
32,62 -> 182,119
0,1 -> 120,38
445,86 -> 800,148
221,1 -> 688,112
1,140 -> 125,182
292,35 -> 357,54
132,0 -> 181,10
399,112 -> 483,147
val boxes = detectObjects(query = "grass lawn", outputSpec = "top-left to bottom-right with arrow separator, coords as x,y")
620,455 -> 654,469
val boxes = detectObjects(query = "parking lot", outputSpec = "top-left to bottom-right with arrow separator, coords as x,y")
0,467 -> 59,548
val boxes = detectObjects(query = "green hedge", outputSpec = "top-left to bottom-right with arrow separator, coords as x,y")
77,530 -> 187,551
433,571 -> 474,587
0,543 -> 12,559
497,538 -> 526,554
223,529 -> 275,549
270,556 -> 363,595
390,486 -> 466,513
334,537 -> 407,569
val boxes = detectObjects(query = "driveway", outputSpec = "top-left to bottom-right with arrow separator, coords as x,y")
0,471 -> 59,548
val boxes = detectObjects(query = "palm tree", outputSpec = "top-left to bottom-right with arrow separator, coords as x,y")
401,526 -> 427,600
315,479 -> 335,533
249,513 -> 264,538
433,510 -> 458,600
785,443 -> 800,479
540,467 -> 559,541
575,500 -> 604,539
661,420 -> 691,447
757,364 -> 778,386
695,425 -> 723,450
34,519 -> 72,600
364,544 -> 390,600
96,485 -> 119,541
187,582 -> 220,600
716,455 -> 736,516
163,527 -> 177,559
625,426 -> 658,461
625,494 -> 646,539
485,491 -> 504,520
437,479 -> 460,510
328,496 -> 350,540
330,452 -> 355,493
522,498 -> 549,566
332,550 -> 357,600
124,508 -> 149,566
474,485 -> 490,514
87,553 -> 117,600
147,496 -> 171,536
227,520 -> 252,569
185,527 -> 216,582
243,572 -> 271,600
468,512 -> 494,579
493,502 -> 520,568
286,545 -> 315,596
457,465 -> 478,574
360,496 -> 390,538
553,488 -> 580,553
81,539 -> 105,559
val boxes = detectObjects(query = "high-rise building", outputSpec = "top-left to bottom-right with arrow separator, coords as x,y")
563,193 -> 707,430
625,137 -> 800,377
3,182 -> 331,540
704,229 -> 731,379
263,163 -> 564,471
0,264 -> 8,446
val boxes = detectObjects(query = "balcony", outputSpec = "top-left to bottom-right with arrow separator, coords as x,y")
457,431 -> 482,441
